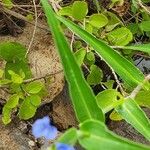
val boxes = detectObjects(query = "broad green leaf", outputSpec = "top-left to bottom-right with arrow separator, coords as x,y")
41,0 -> 104,122
116,98 -> 150,140
139,21 -> 150,32
135,90 -> 150,108
5,94 -> 19,108
74,48 -> 86,66
57,16 -> 144,87
87,65 -> 103,85
5,60 -> 32,79
25,81 -> 43,94
19,97 -> 37,120
2,107 -> 11,125
58,128 -> 78,145
0,42 -> 26,62
2,0 -> 13,9
107,27 -> 133,46
89,14 -> 108,28
8,70 -> 23,84
72,1 -> 88,20
0,79 -> 12,85
78,120 -> 150,150
57,6 -> 72,16
29,95 -> 41,107
96,89 -> 123,113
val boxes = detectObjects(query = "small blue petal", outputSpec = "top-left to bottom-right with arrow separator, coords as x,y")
32,116 -> 58,140
56,143 -> 75,150
42,126 -> 58,140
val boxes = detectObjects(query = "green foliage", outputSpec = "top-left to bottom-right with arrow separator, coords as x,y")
0,42 -> 26,62
41,0 -> 104,123
72,1 -> 88,20
57,16 -> 144,87
87,65 -> 103,85
78,120 -> 150,150
96,89 -> 123,113
0,42 -> 47,124
116,99 -> 150,140
107,27 -> 133,46
1,69 -> 46,124
74,48 -> 86,66
89,14 -> 108,28
19,95 -> 41,119
41,0 -> 150,149
2,0 -> 13,9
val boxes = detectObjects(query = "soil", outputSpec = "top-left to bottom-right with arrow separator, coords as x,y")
0,0 -> 150,150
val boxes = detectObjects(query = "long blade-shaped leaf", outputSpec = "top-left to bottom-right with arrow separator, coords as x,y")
79,120 -> 150,150
113,44 -> 150,53
57,16 -> 144,87
116,99 -> 150,141
41,0 -> 104,122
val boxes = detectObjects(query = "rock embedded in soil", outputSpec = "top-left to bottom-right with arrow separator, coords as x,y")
0,116 -> 36,150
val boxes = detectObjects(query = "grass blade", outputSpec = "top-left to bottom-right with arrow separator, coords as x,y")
41,0 -> 104,122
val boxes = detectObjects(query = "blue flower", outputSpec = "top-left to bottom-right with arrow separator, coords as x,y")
56,143 -> 75,150
32,116 -> 58,140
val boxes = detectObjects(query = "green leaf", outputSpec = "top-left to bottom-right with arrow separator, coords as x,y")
116,98 -> 150,140
57,16 -> 144,87
105,11 -> 122,32
87,65 -> 103,85
74,48 -> 86,66
0,42 -> 26,62
2,0 -> 13,9
5,60 -> 32,79
41,0 -> 104,123
72,1 -> 88,20
0,79 -> 12,85
135,90 -> 150,108
5,94 -> 19,108
96,89 -> 123,113
2,106 -> 12,125
102,80 -> 114,89
139,21 -> 150,32
19,96 -> 37,120
30,95 -> 41,107
25,81 -> 43,94
26,14 -> 33,21
109,110 -> 123,121
84,51 -> 95,66
118,44 -> 150,53
107,27 -> 133,46
58,128 -> 78,145
8,70 -> 23,84
89,14 -> 108,28
78,120 -> 150,150
57,6 -> 72,16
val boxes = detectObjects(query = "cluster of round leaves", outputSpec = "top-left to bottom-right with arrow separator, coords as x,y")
0,42 -> 46,124
1,69 -> 46,124
58,1 -> 133,46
